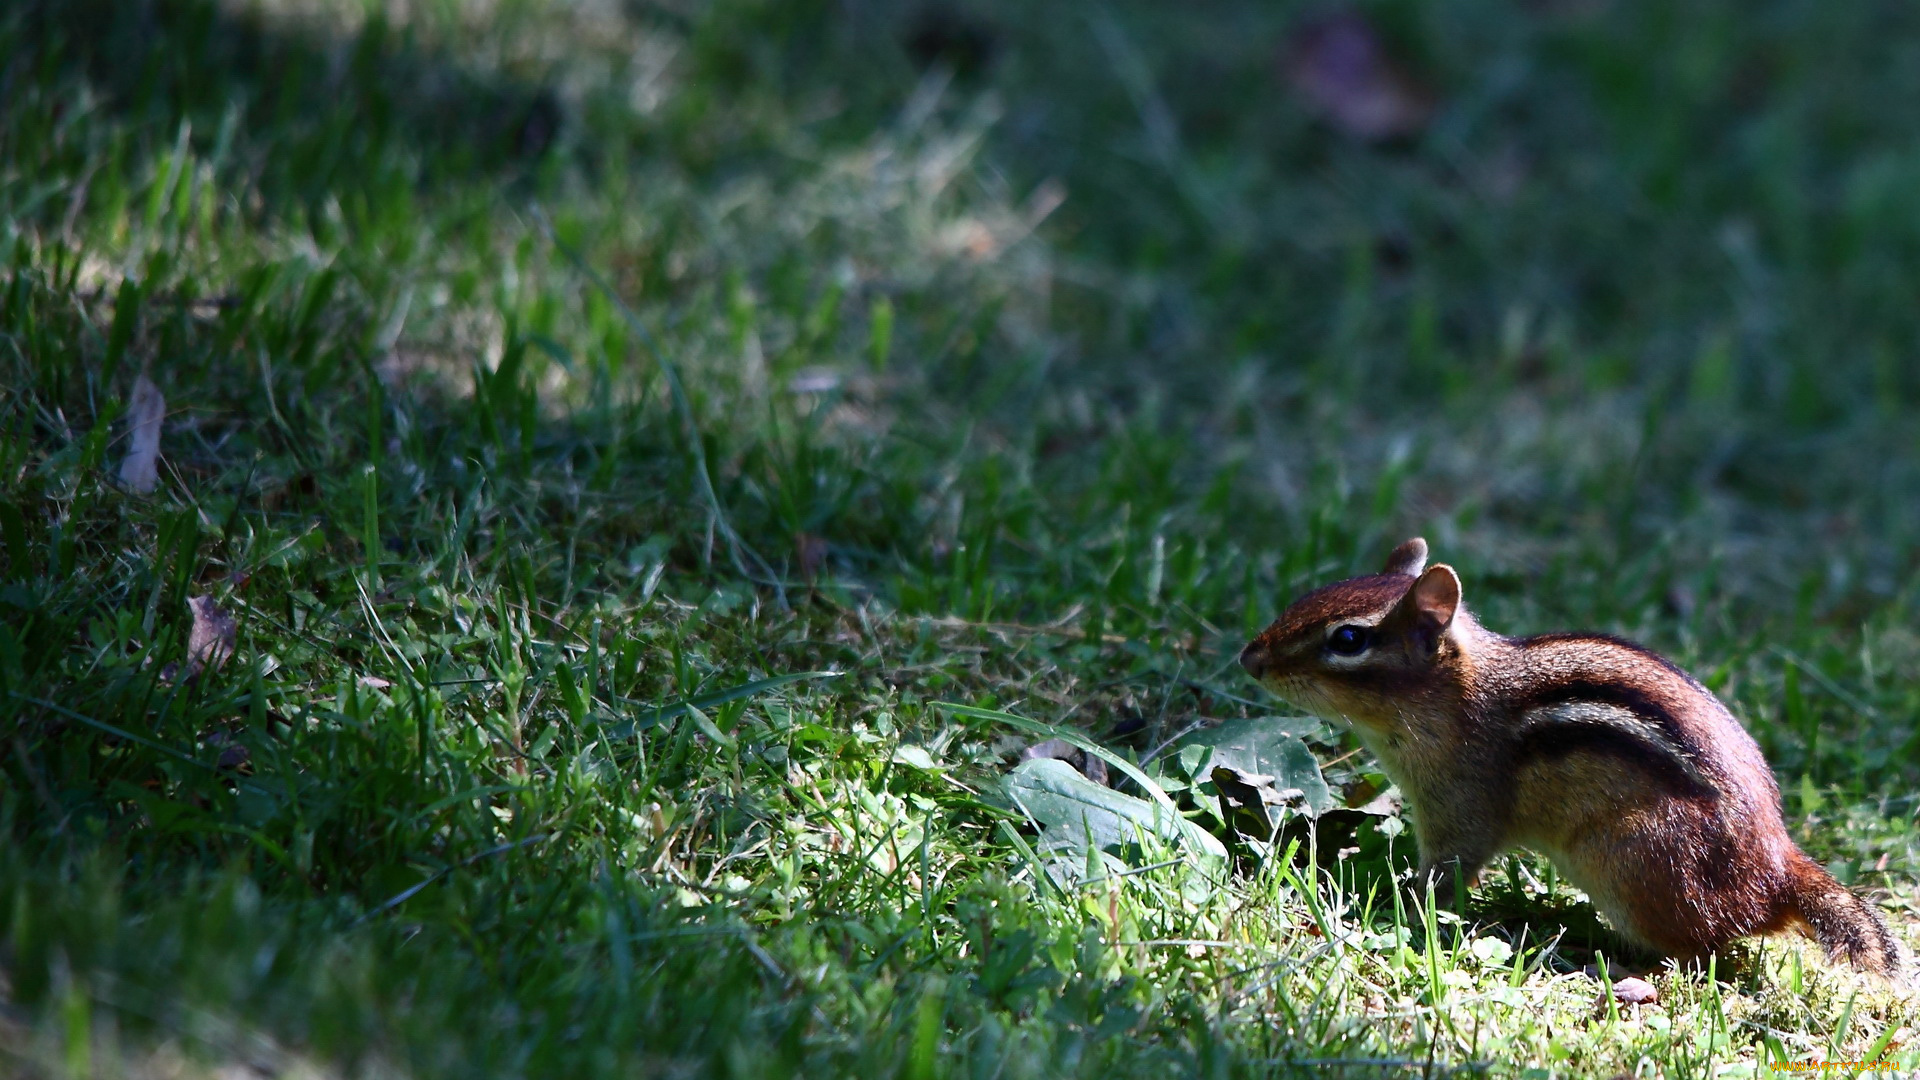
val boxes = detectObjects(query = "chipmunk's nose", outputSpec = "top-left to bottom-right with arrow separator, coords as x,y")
1239,640 -> 1270,680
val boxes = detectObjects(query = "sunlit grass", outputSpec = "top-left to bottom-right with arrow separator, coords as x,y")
2,0 -> 1917,1076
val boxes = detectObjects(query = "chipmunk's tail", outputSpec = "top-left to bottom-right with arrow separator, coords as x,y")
1786,851 -> 1903,979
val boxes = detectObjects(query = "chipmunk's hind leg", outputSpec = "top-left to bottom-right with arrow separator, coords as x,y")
1785,852 -> 1901,978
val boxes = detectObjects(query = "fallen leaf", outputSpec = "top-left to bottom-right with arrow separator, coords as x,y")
1283,11 -> 1434,142
1611,977 -> 1659,1004
787,369 -> 841,394
1020,737 -> 1110,785
216,743 -> 250,771
1178,716 -> 1334,815
1020,738 -> 1080,762
185,595 -> 236,679
1212,764 -> 1287,842
1005,757 -> 1227,863
1350,787 -> 1402,817
118,374 -> 165,494
1023,178 -> 1067,229
891,743 -> 940,771
795,533 -> 829,577
1594,975 -> 1659,1009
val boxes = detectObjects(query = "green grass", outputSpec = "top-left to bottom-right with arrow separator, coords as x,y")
3,0 -> 1919,1076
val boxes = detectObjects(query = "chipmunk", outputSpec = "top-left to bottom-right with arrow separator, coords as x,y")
1239,538 -> 1903,978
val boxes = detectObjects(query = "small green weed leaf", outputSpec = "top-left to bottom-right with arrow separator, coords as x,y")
1177,717 -> 1334,816
1469,936 -> 1514,967
1174,742 -> 1213,779
937,701 -> 1185,819
1799,774 -> 1824,814
1005,757 -> 1226,862
891,744 -> 940,771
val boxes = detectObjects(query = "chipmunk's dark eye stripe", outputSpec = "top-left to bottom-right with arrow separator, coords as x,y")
1326,625 -> 1370,655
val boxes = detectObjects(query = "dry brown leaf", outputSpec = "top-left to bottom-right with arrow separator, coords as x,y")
1595,975 -> 1660,1010
186,594 -> 236,679
1024,178 -> 1068,229
204,731 -> 252,772
1609,977 -> 1659,1005
1019,738 -> 1079,763
1284,12 -> 1434,143
1017,738 -> 1110,786
118,374 -> 166,494
795,533 -> 829,578
1212,764 -> 1289,842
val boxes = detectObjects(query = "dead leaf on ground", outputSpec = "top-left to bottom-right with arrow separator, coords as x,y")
205,731 -> 252,772
118,374 -> 165,494
1595,975 -> 1659,1010
1021,738 -> 1078,762
1213,764 -> 1287,843
185,594 -> 236,679
788,370 -> 842,395
795,533 -> 829,577
1018,737 -> 1111,786
1283,11 -> 1435,142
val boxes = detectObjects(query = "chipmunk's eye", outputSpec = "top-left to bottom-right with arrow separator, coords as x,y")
1326,625 -> 1371,656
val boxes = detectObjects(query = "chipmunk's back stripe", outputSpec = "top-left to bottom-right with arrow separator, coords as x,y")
1513,700 -> 1718,797
1514,677 -> 1696,751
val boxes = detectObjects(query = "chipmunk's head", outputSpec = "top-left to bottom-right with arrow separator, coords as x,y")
1239,538 -> 1469,730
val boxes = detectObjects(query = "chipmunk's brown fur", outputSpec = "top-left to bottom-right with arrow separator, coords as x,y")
1240,538 -> 1903,977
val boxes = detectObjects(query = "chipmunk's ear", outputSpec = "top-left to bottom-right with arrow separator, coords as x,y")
1410,565 -> 1460,629
1390,564 -> 1459,654
1382,537 -> 1428,577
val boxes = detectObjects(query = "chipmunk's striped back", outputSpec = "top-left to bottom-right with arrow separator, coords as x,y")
1500,632 -> 1750,799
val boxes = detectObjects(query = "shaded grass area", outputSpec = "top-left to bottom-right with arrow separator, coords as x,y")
2,0 -> 1918,1076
